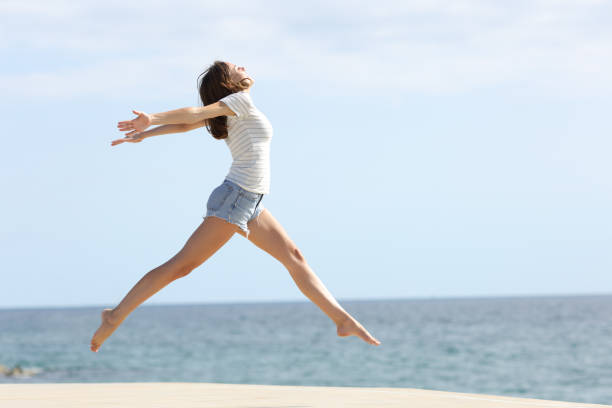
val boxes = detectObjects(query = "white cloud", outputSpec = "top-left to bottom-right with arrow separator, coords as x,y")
1,0 -> 611,99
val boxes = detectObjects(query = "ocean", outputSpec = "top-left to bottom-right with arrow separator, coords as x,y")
1,295 -> 610,405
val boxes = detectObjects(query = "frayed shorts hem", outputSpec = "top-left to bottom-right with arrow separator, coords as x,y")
203,203 -> 264,239
203,213 -> 251,238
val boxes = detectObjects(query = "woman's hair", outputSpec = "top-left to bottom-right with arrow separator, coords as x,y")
197,60 -> 251,140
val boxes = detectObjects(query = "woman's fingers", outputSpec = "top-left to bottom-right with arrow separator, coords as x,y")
117,110 -> 149,134
118,121 -> 134,129
111,135 -> 141,146
117,120 -> 144,131
118,117 -> 139,127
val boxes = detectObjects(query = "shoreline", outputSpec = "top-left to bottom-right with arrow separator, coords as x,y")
1,382 -> 609,407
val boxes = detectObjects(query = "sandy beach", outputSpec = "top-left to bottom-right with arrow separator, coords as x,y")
1,382 -> 609,408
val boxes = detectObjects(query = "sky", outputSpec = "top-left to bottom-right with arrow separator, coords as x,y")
1,0 -> 610,309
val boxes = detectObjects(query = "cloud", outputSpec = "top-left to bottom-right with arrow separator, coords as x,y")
1,0 -> 611,99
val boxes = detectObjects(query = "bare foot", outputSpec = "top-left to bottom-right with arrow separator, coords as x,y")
337,317 -> 381,346
90,308 -> 121,352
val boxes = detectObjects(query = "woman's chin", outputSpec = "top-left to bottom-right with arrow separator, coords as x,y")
240,77 -> 254,88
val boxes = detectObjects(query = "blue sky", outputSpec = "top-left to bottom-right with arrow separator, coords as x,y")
1,0 -> 610,309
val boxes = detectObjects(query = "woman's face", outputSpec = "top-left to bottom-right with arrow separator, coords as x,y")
226,62 -> 253,87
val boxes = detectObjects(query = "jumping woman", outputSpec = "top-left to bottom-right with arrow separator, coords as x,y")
90,60 -> 381,352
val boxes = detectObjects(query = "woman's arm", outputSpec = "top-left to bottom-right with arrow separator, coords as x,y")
142,123 -> 189,138
111,121 -> 206,146
144,120 -> 208,138
118,105 -> 218,136
150,102 -> 232,125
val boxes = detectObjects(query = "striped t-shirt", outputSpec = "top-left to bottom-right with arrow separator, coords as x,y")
218,90 -> 273,194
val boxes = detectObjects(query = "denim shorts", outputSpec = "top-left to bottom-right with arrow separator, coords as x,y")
203,178 -> 264,238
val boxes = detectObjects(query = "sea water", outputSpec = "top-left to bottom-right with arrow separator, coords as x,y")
1,295 -> 611,405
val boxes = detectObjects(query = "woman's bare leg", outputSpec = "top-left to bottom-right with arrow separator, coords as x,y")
90,216 -> 239,352
239,208 -> 381,346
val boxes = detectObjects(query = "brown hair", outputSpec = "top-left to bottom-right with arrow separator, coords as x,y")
197,60 -> 251,140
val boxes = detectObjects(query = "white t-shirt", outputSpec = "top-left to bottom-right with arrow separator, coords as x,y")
218,90 -> 273,194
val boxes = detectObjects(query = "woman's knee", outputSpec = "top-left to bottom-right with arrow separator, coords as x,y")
285,246 -> 306,268
173,262 -> 196,278
162,253 -> 199,278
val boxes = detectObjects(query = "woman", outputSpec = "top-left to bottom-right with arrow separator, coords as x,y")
90,60 -> 381,352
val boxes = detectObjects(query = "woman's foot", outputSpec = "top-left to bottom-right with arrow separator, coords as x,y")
336,316 -> 381,346
90,308 -> 122,352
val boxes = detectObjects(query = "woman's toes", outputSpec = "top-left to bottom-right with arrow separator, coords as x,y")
90,308 -> 120,353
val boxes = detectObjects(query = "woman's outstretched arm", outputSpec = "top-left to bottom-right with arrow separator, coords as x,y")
111,121 -> 207,146
117,102 -> 231,135
144,120 -> 208,138
150,102 -> 231,125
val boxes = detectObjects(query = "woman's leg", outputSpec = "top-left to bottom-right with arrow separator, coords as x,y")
239,209 -> 381,346
90,216 -> 239,352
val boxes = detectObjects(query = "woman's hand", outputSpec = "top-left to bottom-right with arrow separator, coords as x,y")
111,132 -> 146,146
118,110 -> 152,135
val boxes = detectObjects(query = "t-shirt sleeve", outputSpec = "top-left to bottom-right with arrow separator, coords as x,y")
219,91 -> 254,118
